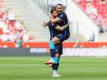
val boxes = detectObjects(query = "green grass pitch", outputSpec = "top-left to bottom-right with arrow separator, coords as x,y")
0,56 -> 107,80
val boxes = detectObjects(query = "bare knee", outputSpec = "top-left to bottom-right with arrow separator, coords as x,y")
52,37 -> 60,44
55,53 -> 61,58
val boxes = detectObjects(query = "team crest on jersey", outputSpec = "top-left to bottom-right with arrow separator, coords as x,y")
60,14 -> 63,17
52,23 -> 55,26
55,49 -> 58,52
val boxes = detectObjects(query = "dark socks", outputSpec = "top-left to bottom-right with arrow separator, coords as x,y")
52,63 -> 59,71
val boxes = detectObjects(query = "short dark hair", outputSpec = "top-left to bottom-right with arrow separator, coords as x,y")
56,4 -> 64,7
50,7 -> 57,13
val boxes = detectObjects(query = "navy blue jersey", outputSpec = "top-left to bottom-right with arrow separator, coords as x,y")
58,12 -> 68,25
58,12 -> 70,35
48,21 -> 63,55
47,21 -> 59,40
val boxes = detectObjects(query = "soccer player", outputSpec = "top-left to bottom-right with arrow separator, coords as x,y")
43,7 -> 69,77
51,4 -> 70,44
45,4 -> 70,77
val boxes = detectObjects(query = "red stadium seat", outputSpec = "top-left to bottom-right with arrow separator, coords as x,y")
0,42 -> 15,48
75,0 -> 107,29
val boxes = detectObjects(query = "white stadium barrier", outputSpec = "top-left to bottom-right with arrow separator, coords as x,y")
66,0 -> 99,41
63,48 -> 107,56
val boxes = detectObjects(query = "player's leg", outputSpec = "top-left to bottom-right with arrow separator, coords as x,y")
45,43 -> 60,65
45,41 -> 56,65
53,33 -> 68,44
49,35 -> 61,60
52,56 -> 61,77
48,33 -> 69,66
52,43 -> 62,77
52,33 -> 70,77
51,33 -> 65,45
53,34 -> 70,71
45,35 -> 61,65
45,34 -> 64,65
52,36 -> 60,44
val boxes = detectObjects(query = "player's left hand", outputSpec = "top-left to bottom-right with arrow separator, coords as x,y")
43,21 -> 47,28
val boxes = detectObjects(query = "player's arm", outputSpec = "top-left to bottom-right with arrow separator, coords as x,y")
43,21 -> 49,28
50,16 -> 62,23
55,24 -> 69,31
51,13 -> 64,23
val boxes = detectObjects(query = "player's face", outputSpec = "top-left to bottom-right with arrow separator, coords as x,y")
56,5 -> 64,14
52,11 -> 58,17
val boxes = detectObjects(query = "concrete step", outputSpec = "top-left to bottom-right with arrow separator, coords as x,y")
2,0 -> 49,41
98,32 -> 107,42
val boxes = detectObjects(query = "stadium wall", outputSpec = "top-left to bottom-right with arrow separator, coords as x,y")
0,48 -> 49,56
0,42 -> 107,56
66,0 -> 99,41
63,48 -> 107,57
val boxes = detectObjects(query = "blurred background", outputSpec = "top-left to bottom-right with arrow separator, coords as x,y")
0,0 -> 107,56
0,1 -> 107,80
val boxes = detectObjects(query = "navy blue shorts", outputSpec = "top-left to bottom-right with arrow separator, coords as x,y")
49,43 -> 63,55
55,43 -> 63,55
56,33 -> 70,43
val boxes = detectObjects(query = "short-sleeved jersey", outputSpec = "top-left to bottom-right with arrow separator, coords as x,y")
47,21 -> 59,40
58,12 -> 70,35
48,21 -> 63,54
